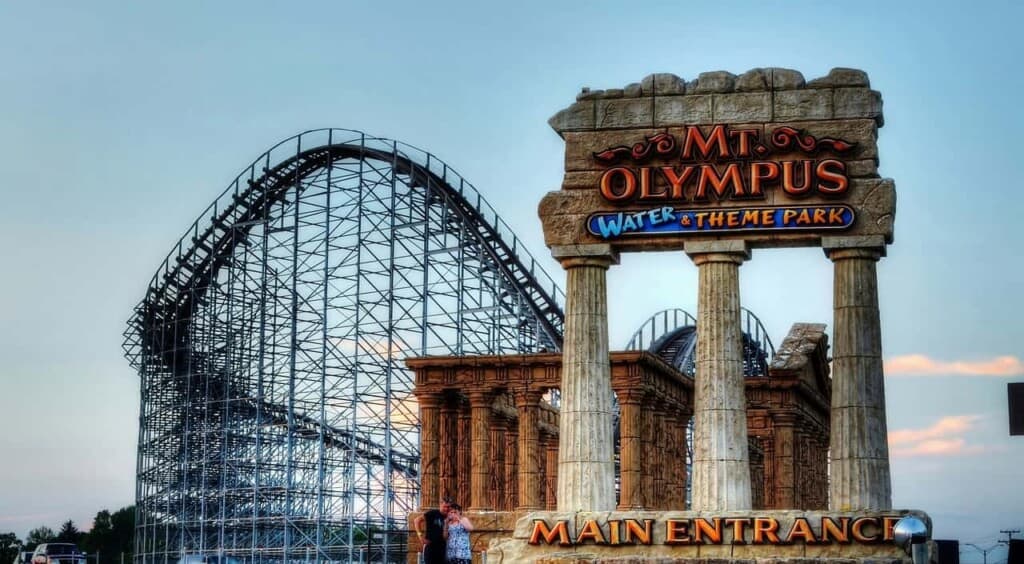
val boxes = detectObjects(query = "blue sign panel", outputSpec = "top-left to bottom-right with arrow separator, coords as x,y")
587,205 -> 855,239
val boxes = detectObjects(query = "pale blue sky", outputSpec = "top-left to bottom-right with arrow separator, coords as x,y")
1,0 -> 1021,560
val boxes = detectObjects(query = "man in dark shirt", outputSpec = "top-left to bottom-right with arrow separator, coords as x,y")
413,497 -> 453,564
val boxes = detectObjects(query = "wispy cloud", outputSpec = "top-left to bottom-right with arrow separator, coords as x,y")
889,415 -> 986,457
885,354 -> 1024,377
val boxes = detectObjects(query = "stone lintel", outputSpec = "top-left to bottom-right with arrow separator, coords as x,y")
684,239 -> 751,262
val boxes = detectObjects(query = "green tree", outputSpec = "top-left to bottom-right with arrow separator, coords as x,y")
108,507 -> 134,559
56,522 -> 81,545
25,527 -> 56,550
1,532 -> 23,564
80,511 -> 112,556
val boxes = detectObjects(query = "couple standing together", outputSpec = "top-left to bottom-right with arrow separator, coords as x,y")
414,497 -> 475,564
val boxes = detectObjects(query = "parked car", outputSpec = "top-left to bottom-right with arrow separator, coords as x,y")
12,551 -> 33,564
31,544 -> 85,564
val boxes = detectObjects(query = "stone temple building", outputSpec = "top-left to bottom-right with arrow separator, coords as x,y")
407,316 -> 832,553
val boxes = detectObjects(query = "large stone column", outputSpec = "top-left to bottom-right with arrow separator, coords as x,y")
685,240 -> 752,510
516,389 -> 543,510
468,390 -> 493,510
439,398 -> 458,499
541,430 -> 558,509
652,400 -> 669,509
416,391 -> 442,509
640,393 -> 655,508
552,244 -> 618,512
616,389 -> 644,509
545,433 -> 558,509
504,418 -> 519,510
772,412 -> 797,508
489,412 -> 508,510
824,236 -> 892,510
457,398 -> 471,502
669,409 -> 690,508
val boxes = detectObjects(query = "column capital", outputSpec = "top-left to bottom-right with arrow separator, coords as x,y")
414,390 -> 444,408
772,411 -> 799,427
551,243 -> 620,270
513,387 -> 545,408
615,387 -> 646,405
684,240 -> 751,265
467,389 -> 495,406
822,235 -> 887,261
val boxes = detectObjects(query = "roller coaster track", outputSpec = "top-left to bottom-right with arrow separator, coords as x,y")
627,307 -> 775,377
127,131 -> 564,367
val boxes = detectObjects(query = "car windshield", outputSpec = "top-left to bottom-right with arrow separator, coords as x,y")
45,546 -> 79,556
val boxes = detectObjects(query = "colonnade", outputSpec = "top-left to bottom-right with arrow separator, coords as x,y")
415,386 -> 558,511
615,390 -> 690,509
552,235 -> 892,512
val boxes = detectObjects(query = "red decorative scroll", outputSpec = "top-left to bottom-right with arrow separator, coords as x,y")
770,126 -> 856,154
593,133 -> 676,163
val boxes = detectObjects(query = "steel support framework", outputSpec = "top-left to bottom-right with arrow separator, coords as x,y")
123,129 -> 564,564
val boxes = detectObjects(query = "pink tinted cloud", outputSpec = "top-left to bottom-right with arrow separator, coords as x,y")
892,438 -> 984,457
889,415 -> 986,457
885,354 -> 1024,377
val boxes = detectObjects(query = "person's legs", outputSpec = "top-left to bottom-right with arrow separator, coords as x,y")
422,544 -> 446,564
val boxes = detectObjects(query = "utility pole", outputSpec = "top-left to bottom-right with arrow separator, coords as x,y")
967,543 -> 1000,564
1000,530 -> 1020,545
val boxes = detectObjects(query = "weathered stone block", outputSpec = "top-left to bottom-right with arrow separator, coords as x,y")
770,118 -> 878,161
697,544 -> 734,557
732,542 -> 806,558
602,88 -> 625,99
834,88 -> 883,126
624,83 -> 643,97
561,170 -> 604,190
856,178 -> 896,238
550,101 -> 596,134
597,98 -> 654,128
693,71 -> 737,93
735,68 -> 769,91
713,92 -> 772,123
828,67 -> 871,87
578,88 -> 603,101
774,89 -> 834,121
513,510 -> 578,538
640,74 -> 656,95
562,128 -> 661,171
806,539 -> 900,559
805,75 -> 833,88
770,68 -> 806,89
846,159 -> 879,177
655,95 -> 712,125
654,73 -> 687,95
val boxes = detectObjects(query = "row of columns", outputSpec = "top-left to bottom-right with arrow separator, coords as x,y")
416,388 -> 557,511
552,236 -> 892,512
